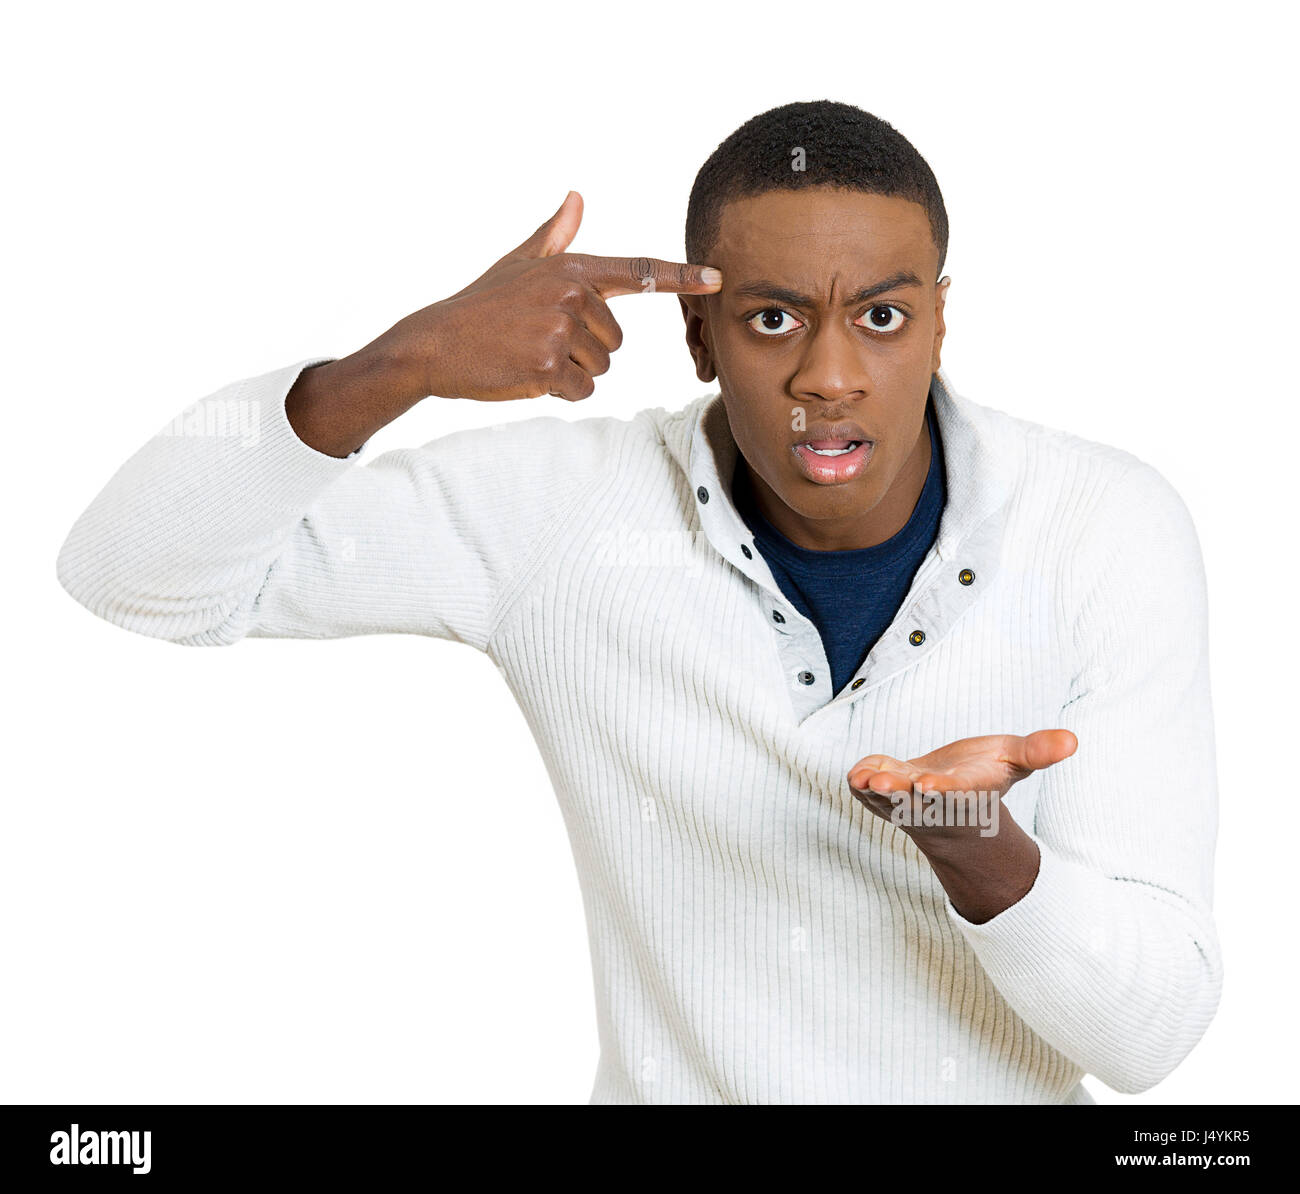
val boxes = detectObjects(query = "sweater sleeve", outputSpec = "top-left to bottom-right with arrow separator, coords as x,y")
56,357 -> 624,651
941,460 -> 1224,1095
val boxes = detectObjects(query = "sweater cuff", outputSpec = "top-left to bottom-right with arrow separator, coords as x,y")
264,356 -> 369,463
186,356 -> 370,516
942,835 -> 1098,977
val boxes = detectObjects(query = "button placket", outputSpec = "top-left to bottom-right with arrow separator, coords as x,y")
696,450 -> 984,720
829,553 -> 987,706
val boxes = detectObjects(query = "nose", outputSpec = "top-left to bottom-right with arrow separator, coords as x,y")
789,319 -> 870,403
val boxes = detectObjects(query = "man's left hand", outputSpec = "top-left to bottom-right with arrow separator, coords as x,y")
847,729 -> 1078,845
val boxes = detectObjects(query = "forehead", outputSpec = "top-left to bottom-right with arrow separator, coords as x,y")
713,187 -> 935,278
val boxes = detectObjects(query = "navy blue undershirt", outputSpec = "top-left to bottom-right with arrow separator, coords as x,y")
731,396 -> 947,697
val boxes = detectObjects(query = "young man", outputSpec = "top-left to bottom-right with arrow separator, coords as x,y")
57,101 -> 1222,1105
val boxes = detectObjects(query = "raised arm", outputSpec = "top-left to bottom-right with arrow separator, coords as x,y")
56,192 -> 722,646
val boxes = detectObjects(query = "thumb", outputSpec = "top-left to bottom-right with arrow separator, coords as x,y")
1017,729 -> 1078,771
510,190 -> 583,260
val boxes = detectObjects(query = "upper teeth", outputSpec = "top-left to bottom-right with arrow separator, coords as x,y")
805,442 -> 860,456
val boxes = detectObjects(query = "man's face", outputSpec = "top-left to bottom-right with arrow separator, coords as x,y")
680,187 -> 948,551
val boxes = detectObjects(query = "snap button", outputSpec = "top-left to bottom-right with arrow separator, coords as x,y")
696,485 -> 709,503
797,670 -> 815,685
772,610 -> 785,624
908,629 -> 925,646
741,544 -> 752,559
958,568 -> 975,585
850,678 -> 866,690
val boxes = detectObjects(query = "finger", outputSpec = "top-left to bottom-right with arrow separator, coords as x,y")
566,253 -> 723,298
850,768 -> 915,794
850,754 -> 899,777
507,190 -> 584,261
848,761 -> 883,789
546,359 -> 596,402
1003,729 -> 1079,773
566,325 -> 612,379
849,755 -> 912,788
572,287 -> 624,352
866,771 -> 915,794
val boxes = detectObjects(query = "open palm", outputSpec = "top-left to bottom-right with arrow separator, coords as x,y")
848,729 -> 1078,834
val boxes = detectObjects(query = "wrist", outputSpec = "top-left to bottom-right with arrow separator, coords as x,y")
285,346 -> 425,458
918,822 -> 1040,924
327,344 -> 424,409
365,303 -> 449,403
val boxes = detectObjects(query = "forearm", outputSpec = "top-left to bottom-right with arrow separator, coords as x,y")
913,815 -> 1041,924
285,347 -> 425,458
939,834 -> 1222,1093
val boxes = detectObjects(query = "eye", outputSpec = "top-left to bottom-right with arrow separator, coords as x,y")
856,304 -> 908,334
746,308 -> 803,336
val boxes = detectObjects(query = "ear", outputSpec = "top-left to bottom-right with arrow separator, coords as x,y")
931,275 -> 951,375
679,294 -> 717,384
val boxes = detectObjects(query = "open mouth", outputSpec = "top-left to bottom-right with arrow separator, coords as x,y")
791,439 -> 874,483
801,440 -> 863,456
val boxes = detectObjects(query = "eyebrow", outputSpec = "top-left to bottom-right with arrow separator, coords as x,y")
732,270 -> 927,307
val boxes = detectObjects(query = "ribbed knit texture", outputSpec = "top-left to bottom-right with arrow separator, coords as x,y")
56,358 -> 1223,1104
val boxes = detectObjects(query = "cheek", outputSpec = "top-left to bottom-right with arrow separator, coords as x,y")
734,423 -> 783,473
711,324 -> 772,379
715,346 -> 793,411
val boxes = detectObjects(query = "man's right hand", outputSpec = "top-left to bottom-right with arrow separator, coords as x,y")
286,191 -> 721,456
374,190 -> 723,402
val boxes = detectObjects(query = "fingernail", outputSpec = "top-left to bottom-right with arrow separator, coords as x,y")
700,267 -> 722,286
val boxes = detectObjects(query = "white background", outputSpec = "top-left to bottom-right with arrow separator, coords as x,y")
4,0 -> 1295,1105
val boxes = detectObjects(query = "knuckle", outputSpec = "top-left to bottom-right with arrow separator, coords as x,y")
554,252 -> 585,276
554,281 -> 587,308
590,300 -> 623,348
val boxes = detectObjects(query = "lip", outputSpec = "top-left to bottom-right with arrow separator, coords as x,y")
791,439 -> 874,484
797,421 -> 873,447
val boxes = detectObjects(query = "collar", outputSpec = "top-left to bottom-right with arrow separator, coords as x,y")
684,369 -> 1016,573
676,371 -> 1019,717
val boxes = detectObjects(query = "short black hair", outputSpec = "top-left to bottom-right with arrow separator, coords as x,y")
685,100 -> 948,280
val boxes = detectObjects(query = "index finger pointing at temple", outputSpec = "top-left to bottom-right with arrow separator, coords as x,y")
568,254 -> 723,298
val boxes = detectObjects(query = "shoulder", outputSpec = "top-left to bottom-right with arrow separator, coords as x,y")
974,400 -> 1198,551
936,381 -> 1205,633
991,402 -> 1152,489
987,410 -> 1205,636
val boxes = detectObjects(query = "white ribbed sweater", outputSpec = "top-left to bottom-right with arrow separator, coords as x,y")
57,358 -> 1223,1104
